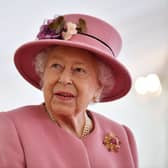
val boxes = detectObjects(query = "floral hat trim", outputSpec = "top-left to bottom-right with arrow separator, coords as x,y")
37,16 -> 115,56
37,16 -> 87,40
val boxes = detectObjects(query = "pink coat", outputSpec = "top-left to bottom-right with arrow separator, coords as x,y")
0,104 -> 138,168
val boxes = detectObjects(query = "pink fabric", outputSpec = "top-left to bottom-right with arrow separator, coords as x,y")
0,104 -> 138,168
14,14 -> 132,102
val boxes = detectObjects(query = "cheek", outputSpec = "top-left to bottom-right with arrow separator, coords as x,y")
42,72 -> 57,99
42,69 -> 58,87
77,78 -> 99,102
42,83 -> 52,105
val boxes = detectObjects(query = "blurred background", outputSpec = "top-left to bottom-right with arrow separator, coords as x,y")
0,0 -> 167,167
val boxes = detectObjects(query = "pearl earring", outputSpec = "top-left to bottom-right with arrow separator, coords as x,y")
93,95 -> 100,102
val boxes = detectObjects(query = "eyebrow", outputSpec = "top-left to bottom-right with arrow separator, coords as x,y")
73,62 -> 86,65
49,55 -> 90,66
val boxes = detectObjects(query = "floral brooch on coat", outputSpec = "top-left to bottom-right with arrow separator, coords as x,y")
103,133 -> 121,152
37,16 -> 87,40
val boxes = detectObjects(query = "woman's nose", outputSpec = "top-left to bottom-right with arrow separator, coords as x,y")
58,70 -> 72,85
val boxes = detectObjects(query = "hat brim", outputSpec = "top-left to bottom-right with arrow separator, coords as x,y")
14,36 -> 131,102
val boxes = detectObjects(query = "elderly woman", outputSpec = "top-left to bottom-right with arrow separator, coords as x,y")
0,14 -> 138,168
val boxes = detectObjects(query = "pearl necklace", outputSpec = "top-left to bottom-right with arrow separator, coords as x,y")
81,113 -> 92,137
44,105 -> 92,137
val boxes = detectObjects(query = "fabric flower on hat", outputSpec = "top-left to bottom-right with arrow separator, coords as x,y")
37,16 -> 87,41
62,22 -> 78,40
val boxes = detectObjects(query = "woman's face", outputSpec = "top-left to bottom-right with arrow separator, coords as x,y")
42,46 -> 101,118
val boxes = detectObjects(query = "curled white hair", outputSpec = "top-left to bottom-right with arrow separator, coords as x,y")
34,47 -> 55,77
96,58 -> 115,101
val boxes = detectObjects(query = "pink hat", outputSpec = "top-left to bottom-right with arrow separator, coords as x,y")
14,13 -> 131,102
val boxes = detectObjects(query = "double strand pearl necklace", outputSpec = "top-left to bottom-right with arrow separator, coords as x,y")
45,106 -> 92,137
81,112 -> 93,137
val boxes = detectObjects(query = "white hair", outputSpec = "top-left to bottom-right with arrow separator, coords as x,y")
34,46 -> 114,101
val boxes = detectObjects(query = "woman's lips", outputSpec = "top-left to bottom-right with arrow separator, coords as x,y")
54,91 -> 75,101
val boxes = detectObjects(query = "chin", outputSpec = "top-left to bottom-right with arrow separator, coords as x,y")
51,103 -> 75,116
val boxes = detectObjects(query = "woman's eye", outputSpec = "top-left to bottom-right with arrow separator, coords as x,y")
74,67 -> 86,74
51,63 -> 63,70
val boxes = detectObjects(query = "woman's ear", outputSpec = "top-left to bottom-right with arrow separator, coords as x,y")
93,86 -> 104,103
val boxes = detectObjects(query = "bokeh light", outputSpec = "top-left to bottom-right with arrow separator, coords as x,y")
135,73 -> 162,95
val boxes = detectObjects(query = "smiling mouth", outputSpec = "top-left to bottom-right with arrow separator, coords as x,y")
54,92 -> 75,100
